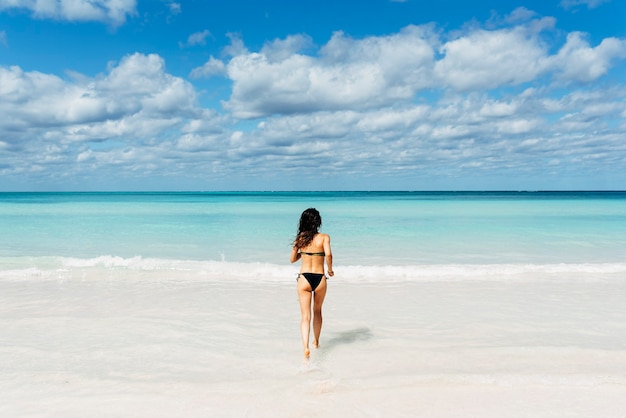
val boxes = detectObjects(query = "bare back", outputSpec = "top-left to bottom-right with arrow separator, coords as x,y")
299,234 -> 326,274
290,233 -> 333,276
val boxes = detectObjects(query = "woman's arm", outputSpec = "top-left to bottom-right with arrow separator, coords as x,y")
324,235 -> 334,276
290,245 -> 301,263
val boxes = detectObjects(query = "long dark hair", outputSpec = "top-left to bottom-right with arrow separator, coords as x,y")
294,208 -> 322,249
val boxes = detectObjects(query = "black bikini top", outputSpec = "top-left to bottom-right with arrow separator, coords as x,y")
301,251 -> 325,256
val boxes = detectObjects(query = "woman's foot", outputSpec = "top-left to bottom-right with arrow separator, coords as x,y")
304,348 -> 311,360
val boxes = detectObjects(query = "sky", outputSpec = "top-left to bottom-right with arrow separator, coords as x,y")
0,0 -> 625,191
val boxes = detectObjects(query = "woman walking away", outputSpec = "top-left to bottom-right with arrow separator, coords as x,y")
290,208 -> 334,360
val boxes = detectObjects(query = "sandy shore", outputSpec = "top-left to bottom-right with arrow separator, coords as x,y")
1,270 -> 625,417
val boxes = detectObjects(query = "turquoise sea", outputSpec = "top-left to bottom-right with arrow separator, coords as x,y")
1,191 -> 625,267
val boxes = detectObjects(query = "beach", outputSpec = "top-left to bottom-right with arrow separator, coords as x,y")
2,265 -> 626,417
1,192 -> 626,416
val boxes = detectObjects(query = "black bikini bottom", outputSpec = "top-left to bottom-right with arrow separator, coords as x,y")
298,273 -> 325,291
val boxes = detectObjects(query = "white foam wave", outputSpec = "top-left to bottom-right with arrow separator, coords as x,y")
1,255 -> 625,283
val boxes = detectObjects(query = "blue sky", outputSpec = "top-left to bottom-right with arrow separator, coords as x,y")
1,0 -> 625,191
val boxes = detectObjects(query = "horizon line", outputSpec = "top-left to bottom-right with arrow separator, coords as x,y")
2,190 -> 626,194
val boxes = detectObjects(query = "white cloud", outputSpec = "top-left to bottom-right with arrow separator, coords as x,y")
0,52 -> 236,186
168,2 -> 181,15
260,34 -> 314,62
0,0 -> 137,25
0,53 -> 200,146
504,7 -> 538,24
551,32 -> 626,82
2,74 -> 626,188
435,26 -> 550,90
223,33 -> 248,57
479,100 -> 518,118
223,84 -> 625,176
189,56 -> 226,79
218,17 -> 626,120
560,0 -> 610,10
100,53 -> 197,113
182,29 -> 211,48
224,25 -> 436,118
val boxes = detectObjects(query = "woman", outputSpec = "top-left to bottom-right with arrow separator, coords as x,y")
290,208 -> 334,360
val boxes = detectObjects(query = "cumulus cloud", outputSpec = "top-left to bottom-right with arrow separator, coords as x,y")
0,51 -> 226,181
215,16 -> 626,119
434,25 -> 550,90
0,0 -> 137,25
0,53 -> 197,137
551,32 -> 626,82
222,25 -> 437,118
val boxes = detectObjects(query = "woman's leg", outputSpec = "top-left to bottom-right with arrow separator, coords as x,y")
297,277 -> 313,359
312,277 -> 327,348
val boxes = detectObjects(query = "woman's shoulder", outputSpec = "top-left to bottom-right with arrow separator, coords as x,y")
315,233 -> 330,242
